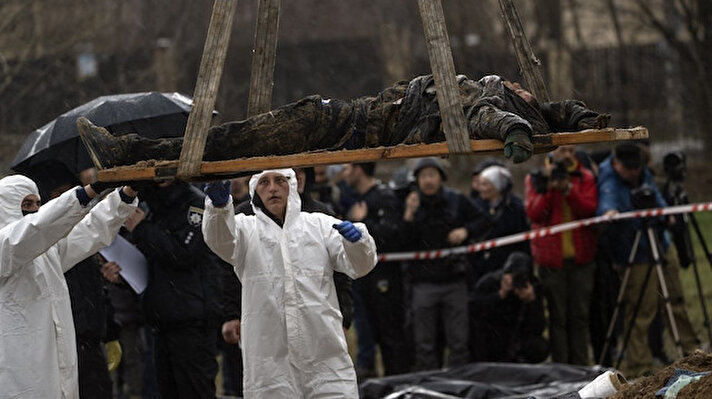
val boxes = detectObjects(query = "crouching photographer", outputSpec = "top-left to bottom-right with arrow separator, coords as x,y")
469,252 -> 548,363
596,143 -> 699,377
525,145 -> 598,365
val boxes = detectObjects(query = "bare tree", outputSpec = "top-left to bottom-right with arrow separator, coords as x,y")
631,0 -> 712,136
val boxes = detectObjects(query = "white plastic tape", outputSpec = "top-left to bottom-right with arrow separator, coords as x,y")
377,202 -> 712,263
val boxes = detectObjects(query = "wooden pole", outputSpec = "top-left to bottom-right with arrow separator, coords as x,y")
497,0 -> 551,102
417,0 -> 470,153
246,0 -> 281,117
177,0 -> 238,178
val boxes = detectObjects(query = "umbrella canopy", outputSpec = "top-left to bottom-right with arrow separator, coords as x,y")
12,92 -> 213,174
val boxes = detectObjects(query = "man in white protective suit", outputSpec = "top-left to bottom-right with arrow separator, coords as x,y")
202,168 -> 377,398
0,174 -> 138,399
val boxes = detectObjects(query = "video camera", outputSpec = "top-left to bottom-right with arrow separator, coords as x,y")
663,151 -> 687,182
630,184 -> 657,210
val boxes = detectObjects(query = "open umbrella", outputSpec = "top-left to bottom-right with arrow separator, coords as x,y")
12,92 -> 214,174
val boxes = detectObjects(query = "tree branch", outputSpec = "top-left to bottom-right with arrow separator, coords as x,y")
634,0 -> 694,62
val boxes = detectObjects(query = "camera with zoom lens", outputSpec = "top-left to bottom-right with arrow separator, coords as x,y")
631,184 -> 657,210
550,160 -> 568,181
663,151 -> 686,182
546,155 -> 568,181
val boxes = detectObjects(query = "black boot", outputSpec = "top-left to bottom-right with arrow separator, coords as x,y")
76,117 -> 130,169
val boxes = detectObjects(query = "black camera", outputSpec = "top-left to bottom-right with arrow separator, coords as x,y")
546,155 -> 568,181
551,161 -> 568,181
631,184 -> 657,210
663,151 -> 686,182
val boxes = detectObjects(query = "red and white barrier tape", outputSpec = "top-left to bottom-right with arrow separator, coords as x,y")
377,202 -> 712,263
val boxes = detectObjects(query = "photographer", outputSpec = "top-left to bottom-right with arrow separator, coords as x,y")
524,144 -> 598,365
597,143 -> 698,377
470,252 -> 548,363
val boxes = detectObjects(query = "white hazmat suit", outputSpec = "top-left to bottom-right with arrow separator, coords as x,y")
0,175 -> 137,399
203,169 -> 377,398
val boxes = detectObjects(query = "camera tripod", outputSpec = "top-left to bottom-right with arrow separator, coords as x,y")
598,218 -> 684,368
665,180 -> 712,345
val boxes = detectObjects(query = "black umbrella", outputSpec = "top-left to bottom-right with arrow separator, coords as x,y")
12,92 -> 214,174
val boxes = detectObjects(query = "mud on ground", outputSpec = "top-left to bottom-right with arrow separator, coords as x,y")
610,351 -> 712,399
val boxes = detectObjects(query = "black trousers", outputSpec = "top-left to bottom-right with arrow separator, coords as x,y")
154,324 -> 219,399
77,339 -> 113,399
357,263 -> 410,375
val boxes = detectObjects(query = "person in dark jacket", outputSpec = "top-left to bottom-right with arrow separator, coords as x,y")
470,252 -> 548,363
126,180 -> 223,399
343,162 -> 409,376
468,164 -> 530,284
469,157 -> 504,202
78,74 -> 610,170
403,157 -> 480,370
596,144 -> 698,377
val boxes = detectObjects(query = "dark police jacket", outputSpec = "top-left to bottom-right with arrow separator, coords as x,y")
404,187 -> 480,283
133,182 -> 223,327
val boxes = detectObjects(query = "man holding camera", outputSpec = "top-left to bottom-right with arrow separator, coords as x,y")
470,252 -> 548,363
597,143 -> 698,377
525,145 -> 598,365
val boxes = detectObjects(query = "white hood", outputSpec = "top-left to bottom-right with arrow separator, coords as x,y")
248,168 -> 301,226
0,175 -> 40,229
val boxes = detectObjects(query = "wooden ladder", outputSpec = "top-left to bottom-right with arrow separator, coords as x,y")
95,0 -> 647,182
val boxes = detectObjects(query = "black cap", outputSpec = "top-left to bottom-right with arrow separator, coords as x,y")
503,251 -> 532,275
413,157 -> 447,181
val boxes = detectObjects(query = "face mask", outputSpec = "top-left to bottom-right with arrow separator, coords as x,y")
22,209 -> 38,216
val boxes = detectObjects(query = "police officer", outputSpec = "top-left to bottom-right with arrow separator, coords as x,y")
343,162 -> 409,376
127,180 -> 224,399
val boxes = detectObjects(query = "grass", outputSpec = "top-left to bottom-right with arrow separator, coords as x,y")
678,210 -> 712,346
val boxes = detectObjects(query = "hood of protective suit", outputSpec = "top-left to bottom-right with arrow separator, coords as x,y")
0,175 -> 40,229
248,169 -> 301,226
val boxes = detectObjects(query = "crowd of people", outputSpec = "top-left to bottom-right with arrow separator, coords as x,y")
0,141 -> 704,398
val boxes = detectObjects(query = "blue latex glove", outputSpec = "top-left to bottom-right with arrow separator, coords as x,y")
204,180 -> 231,207
333,221 -> 362,242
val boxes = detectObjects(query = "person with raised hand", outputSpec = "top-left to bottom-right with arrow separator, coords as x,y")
202,169 -> 377,398
0,175 -> 138,399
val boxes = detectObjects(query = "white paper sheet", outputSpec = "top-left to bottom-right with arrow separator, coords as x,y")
100,235 -> 149,294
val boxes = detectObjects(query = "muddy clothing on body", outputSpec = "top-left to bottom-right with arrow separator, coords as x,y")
100,75 -> 603,167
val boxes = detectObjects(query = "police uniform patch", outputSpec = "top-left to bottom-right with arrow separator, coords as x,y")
187,206 -> 204,226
